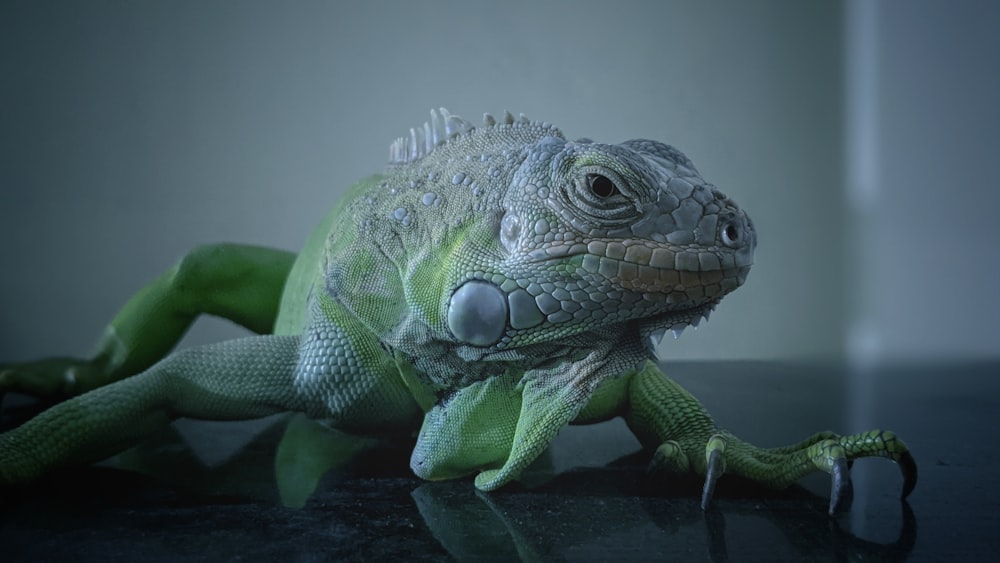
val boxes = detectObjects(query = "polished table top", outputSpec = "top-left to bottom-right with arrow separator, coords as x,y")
1,360 -> 996,561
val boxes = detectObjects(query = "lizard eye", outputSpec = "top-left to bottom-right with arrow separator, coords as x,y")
562,165 -> 638,227
586,174 -> 620,198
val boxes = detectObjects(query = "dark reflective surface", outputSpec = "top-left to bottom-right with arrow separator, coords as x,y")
2,360 -> 996,561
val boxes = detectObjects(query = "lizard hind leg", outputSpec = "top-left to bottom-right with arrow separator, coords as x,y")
1,244 -> 296,399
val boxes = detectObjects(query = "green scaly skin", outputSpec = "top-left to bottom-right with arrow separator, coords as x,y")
0,109 -> 915,514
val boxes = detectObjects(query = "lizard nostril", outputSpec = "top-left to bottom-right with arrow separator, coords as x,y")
722,222 -> 740,247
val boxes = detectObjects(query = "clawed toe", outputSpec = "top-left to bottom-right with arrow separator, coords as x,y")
671,429 -> 917,515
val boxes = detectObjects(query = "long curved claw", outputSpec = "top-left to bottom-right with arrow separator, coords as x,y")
828,457 -> 854,516
898,451 -> 918,499
700,435 -> 727,511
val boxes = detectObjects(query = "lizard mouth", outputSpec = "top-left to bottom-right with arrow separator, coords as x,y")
533,239 -> 748,296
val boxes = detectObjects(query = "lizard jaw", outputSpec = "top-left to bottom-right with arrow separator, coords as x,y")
640,300 -> 718,359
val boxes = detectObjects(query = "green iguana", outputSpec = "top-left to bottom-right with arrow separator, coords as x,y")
0,109 -> 915,514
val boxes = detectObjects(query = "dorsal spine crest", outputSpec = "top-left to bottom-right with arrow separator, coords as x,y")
388,108 -> 552,165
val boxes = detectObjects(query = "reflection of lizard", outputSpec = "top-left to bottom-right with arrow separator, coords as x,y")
0,109 -> 914,513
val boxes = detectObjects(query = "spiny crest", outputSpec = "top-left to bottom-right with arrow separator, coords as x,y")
388,108 -> 557,164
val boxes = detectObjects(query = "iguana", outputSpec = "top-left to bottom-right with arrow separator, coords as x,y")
0,108 -> 915,514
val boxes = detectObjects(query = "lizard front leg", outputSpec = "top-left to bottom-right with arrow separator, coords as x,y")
410,344 -> 627,491
1,291 -> 426,485
625,361 -> 917,515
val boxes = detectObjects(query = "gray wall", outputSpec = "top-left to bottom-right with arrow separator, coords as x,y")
1,0 -> 994,364
846,0 -> 1000,362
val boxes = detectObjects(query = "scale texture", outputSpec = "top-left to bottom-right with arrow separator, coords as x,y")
0,109 -> 914,513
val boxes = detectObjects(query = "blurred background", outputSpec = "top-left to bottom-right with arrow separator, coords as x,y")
1,0 -> 997,365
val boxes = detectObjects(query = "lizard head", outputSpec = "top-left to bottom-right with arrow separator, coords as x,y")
446,132 -> 755,354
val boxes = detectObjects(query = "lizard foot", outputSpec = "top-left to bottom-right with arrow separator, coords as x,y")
0,357 -> 105,400
682,429 -> 916,516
